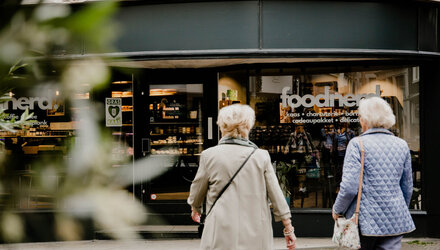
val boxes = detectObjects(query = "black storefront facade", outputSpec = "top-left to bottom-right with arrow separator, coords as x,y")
18,0 -> 440,238
104,0 -> 440,238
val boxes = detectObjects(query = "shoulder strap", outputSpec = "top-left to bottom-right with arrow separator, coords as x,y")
355,138 -> 365,225
203,147 -> 257,221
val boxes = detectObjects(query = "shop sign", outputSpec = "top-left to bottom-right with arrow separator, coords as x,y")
280,85 -> 381,109
105,98 -> 122,127
0,97 -> 56,110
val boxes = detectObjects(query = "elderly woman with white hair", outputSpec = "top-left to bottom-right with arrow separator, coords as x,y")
188,104 -> 296,250
332,97 -> 415,250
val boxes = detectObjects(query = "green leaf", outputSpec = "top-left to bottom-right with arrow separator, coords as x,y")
44,1 -> 118,51
0,94 -> 11,103
66,1 -> 118,32
8,61 -> 28,76
19,108 -> 29,122
17,109 -> 34,126
0,122 -> 15,133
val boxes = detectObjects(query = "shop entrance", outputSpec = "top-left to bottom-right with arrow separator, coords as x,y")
145,83 -> 203,201
133,69 -> 218,214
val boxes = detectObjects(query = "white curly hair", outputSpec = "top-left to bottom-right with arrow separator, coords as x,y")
358,96 -> 395,129
217,104 -> 255,139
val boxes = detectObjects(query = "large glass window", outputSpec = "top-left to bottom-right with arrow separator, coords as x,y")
219,66 -> 421,210
0,87 -> 77,209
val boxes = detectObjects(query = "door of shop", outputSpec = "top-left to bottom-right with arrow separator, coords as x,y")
133,69 -> 218,223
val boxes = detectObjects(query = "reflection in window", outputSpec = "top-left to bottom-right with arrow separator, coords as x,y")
246,67 -> 420,210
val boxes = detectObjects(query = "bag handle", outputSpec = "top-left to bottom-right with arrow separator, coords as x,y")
202,147 -> 257,222
354,138 -> 365,225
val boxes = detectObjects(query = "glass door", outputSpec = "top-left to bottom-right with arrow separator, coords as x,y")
108,78 -> 134,169
146,83 -> 203,202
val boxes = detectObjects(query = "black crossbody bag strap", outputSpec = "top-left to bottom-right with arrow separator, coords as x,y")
202,147 -> 257,222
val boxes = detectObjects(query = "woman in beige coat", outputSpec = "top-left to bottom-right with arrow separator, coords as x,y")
188,104 -> 296,250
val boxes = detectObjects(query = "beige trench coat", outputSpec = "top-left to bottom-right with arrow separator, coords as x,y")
188,144 -> 291,250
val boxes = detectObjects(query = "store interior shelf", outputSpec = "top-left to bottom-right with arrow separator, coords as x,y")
112,132 -> 134,136
112,81 -> 132,85
112,95 -> 133,98
150,121 -> 200,125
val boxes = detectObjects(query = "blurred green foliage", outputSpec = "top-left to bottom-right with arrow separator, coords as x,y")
0,1 -> 148,243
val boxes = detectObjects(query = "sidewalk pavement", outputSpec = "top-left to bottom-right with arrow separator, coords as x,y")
0,238 -> 439,250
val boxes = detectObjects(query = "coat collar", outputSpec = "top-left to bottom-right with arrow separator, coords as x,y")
218,136 -> 258,148
361,127 -> 394,136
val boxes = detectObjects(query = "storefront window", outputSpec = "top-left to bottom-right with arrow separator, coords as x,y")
219,67 -> 421,210
0,89 -> 76,209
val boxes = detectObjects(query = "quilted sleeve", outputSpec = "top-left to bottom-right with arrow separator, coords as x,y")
400,147 -> 413,207
333,138 -> 361,216
187,152 -> 209,214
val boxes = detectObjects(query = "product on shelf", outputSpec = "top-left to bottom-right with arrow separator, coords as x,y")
147,85 -> 203,158
149,122 -> 203,157
122,91 -> 133,97
122,105 -> 133,112
112,91 -> 123,97
112,81 -> 132,85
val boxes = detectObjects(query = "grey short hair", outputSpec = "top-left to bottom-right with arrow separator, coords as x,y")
358,97 -> 395,129
217,104 -> 255,139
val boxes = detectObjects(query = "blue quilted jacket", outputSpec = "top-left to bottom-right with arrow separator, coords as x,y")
333,128 -> 416,236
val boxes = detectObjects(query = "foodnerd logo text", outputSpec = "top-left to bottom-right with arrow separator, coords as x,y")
281,85 -> 381,109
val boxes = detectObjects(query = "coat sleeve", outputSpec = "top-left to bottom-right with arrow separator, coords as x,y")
187,152 -> 209,214
263,150 -> 291,222
400,147 -> 413,207
333,138 -> 361,216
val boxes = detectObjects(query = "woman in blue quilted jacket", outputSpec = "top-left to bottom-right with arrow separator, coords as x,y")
332,97 -> 415,250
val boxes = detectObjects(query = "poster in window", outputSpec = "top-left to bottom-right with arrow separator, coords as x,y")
106,98 -> 122,127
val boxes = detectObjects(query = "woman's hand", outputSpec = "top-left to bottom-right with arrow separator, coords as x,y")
191,209 -> 201,223
283,225 -> 296,250
281,219 -> 296,249
332,210 -> 340,221
285,231 -> 296,250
